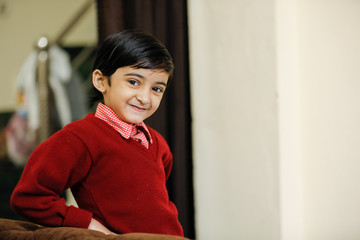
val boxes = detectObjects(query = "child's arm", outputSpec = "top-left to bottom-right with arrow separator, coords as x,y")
162,150 -> 173,180
10,129 -> 93,229
155,131 -> 173,180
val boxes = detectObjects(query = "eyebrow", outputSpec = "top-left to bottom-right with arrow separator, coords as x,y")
124,73 -> 145,79
124,73 -> 168,87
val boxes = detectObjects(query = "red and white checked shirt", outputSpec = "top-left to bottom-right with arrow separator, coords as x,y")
95,103 -> 152,148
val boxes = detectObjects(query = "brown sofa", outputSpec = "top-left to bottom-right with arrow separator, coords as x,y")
0,218 -> 190,240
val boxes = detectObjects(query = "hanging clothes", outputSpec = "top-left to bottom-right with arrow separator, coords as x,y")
17,45 -> 73,131
5,111 -> 37,167
6,45 -> 87,167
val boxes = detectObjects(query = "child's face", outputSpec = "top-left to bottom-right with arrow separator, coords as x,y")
93,66 -> 169,124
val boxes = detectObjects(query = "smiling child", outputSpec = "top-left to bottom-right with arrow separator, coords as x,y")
10,30 -> 184,237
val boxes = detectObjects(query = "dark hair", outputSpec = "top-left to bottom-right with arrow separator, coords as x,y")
90,30 -> 174,102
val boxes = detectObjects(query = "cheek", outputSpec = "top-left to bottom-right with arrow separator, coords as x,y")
115,89 -> 132,102
151,96 -> 163,110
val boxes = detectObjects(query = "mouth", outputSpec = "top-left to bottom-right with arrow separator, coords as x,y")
130,104 -> 147,112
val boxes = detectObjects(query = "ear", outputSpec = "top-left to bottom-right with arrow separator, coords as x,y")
92,69 -> 107,93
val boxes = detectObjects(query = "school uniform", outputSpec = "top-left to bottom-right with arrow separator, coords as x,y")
11,103 -> 183,236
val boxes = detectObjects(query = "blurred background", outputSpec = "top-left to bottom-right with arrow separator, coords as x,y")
1,0 -> 360,240
0,0 -> 97,220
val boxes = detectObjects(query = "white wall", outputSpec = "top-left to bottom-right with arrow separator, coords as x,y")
276,0 -> 304,239
189,1 -> 280,239
0,0 -> 96,112
299,1 -> 360,239
189,0 -> 360,239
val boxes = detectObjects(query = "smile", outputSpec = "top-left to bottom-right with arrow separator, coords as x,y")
130,104 -> 147,112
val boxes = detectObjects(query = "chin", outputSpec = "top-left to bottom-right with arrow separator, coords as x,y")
125,118 -> 143,124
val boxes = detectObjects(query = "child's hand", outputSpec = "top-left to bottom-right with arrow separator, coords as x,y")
88,218 -> 115,235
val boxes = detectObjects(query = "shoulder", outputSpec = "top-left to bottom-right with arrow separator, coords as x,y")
30,117 -> 96,158
65,113 -> 100,129
64,113 -> 112,136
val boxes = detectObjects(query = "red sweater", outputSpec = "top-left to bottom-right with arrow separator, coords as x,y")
10,113 -> 183,236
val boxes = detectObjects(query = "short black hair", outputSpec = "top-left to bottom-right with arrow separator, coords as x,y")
91,30 -> 174,102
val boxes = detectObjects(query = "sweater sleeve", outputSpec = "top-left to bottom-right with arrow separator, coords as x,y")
153,130 -> 173,181
10,128 -> 93,228
163,146 -> 173,181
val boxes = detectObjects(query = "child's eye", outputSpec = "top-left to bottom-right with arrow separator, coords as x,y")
128,79 -> 139,86
152,87 -> 164,93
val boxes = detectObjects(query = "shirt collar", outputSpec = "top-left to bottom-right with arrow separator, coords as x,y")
94,102 -> 152,144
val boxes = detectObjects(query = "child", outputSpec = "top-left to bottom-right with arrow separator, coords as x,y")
10,30 -> 184,237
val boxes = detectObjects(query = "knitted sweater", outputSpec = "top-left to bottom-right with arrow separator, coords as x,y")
10,113 -> 183,236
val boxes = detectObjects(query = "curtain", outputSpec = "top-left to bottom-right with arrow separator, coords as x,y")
96,0 -> 195,238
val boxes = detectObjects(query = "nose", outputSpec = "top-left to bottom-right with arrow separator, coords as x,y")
136,89 -> 150,105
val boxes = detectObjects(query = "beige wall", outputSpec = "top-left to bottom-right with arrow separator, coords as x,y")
0,0 -> 96,112
189,0 -> 360,239
189,0 -> 280,239
299,1 -> 360,239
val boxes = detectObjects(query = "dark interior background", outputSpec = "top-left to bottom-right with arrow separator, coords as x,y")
96,0 -> 195,238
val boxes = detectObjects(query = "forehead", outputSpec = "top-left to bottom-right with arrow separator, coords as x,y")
113,66 -> 169,83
